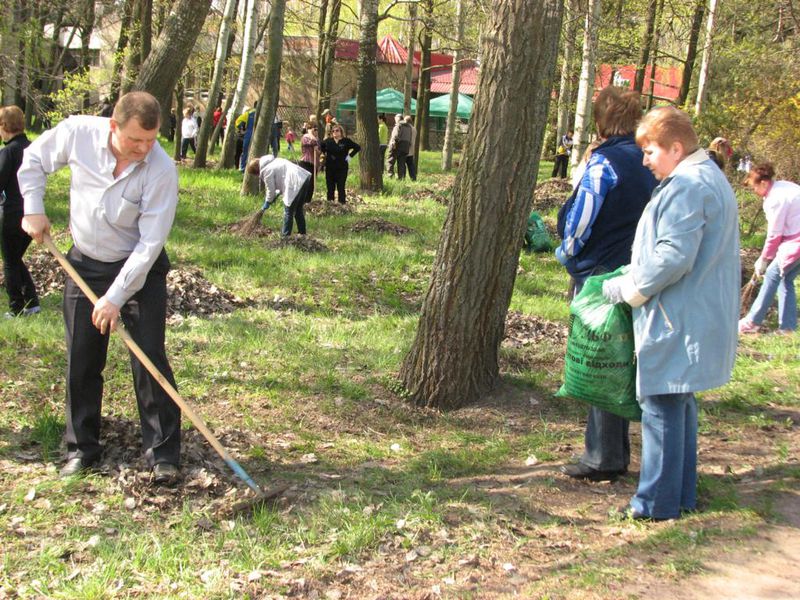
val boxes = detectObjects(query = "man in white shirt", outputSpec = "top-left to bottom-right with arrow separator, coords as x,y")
247,154 -> 312,236
19,91 -> 182,484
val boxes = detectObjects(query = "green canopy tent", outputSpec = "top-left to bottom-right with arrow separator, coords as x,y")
336,88 -> 416,119
427,92 -> 473,120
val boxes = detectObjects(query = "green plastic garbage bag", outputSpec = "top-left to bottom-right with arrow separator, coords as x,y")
556,268 -> 641,421
524,211 -> 553,252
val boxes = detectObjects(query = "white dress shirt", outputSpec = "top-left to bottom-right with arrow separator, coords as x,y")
19,115 -> 178,307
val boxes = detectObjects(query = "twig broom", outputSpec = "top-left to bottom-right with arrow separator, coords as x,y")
740,274 -> 760,317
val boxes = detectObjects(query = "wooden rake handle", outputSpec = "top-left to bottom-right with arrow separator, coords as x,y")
43,236 -> 265,496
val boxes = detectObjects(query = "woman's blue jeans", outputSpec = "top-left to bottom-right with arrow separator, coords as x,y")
745,257 -> 800,330
630,392 -> 697,519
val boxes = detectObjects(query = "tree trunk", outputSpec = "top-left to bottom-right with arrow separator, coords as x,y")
194,0 -> 237,167
415,0 -> 434,153
122,0 -> 144,94
402,1 -> 417,115
399,0 -> 564,410
441,0 -> 466,171
555,0 -> 580,154
218,0 -> 260,169
173,82 -> 184,161
316,0 -> 342,124
132,0 -> 213,138
644,0 -> 663,111
694,0 -> 717,116
240,0 -> 286,195
355,0 -> 382,191
677,0 -> 705,108
110,0 -> 134,102
140,0 -> 153,63
570,0 -> 601,169
633,0 -> 657,93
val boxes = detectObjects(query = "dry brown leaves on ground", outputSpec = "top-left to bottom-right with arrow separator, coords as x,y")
350,218 -> 412,236
532,178 -> 573,213
502,310 -> 568,348
225,217 -> 277,238
265,235 -> 329,253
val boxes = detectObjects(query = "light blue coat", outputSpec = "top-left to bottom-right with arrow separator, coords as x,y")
626,150 -> 740,397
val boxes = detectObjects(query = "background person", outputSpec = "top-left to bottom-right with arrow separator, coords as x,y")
603,106 -> 739,520
386,114 -> 412,179
0,105 -> 40,318
247,155 -> 312,237
319,124 -> 360,204
556,87 -> 657,483
180,106 -> 198,159
298,123 -> 320,195
19,91 -> 182,484
378,114 -> 389,165
552,131 -> 573,178
404,115 -> 418,181
739,162 -> 800,334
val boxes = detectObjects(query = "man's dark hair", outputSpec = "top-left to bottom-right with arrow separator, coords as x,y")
112,91 -> 161,130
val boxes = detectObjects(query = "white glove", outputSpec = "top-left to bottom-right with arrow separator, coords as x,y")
345,155 -> 351,163
754,256 -> 769,278
602,278 -> 626,304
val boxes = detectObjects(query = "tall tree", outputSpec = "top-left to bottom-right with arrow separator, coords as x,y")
402,0 -> 417,115
241,0 -> 286,195
555,0 -> 580,153
694,0 -> 717,116
355,0 -> 382,191
676,0 -> 705,108
110,0 -> 134,102
570,0 -> 601,169
633,0 -> 657,92
441,0 -> 466,171
399,0 -> 564,410
193,0 -> 237,167
132,0 -> 213,137
316,0 -> 342,124
414,0 -> 434,155
218,0 -> 260,170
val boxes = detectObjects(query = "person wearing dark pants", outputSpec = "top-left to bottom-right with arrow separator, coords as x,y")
63,248 -> 180,468
319,124 -> 360,203
248,154 -> 313,236
19,91 -> 182,484
1,105 -> 40,317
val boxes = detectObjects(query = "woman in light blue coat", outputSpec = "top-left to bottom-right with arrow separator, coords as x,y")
602,106 -> 740,520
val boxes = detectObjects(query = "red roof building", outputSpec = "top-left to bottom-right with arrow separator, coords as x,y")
594,64 -> 682,102
430,63 -> 480,95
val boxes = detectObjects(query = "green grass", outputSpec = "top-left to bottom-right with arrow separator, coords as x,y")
1,150 -> 798,598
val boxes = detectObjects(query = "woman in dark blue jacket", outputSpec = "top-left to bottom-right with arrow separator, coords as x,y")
0,105 -> 39,317
319,124 -> 360,204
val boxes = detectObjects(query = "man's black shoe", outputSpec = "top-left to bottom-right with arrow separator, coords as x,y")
560,462 -> 626,482
59,457 -> 97,478
152,463 -> 179,485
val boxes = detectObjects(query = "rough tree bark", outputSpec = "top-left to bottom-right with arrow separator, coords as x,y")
399,0 -> 564,410
132,0 -> 212,138
355,0 -> 382,191
316,0 -> 342,125
570,0 -> 601,169
441,0 -> 466,171
240,0 -> 286,196
402,1 -> 417,115
677,0 -> 705,108
694,0 -> 717,116
193,0 -> 237,167
218,0 -> 260,170
110,0 -> 134,102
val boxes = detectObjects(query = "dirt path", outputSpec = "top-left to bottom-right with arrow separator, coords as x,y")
624,491 -> 800,599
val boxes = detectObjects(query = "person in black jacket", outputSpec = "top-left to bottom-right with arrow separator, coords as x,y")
0,105 -> 40,318
319,124 -> 360,204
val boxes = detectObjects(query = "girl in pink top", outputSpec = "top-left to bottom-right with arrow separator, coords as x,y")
740,162 -> 800,333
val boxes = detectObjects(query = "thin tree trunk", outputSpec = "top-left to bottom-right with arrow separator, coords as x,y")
194,0 -> 237,167
402,1 -> 417,115
173,82 -> 184,161
356,0 -> 382,191
141,0 -> 153,63
316,0 -> 342,124
441,0 -> 466,171
122,0 -> 144,94
555,0 -> 580,153
633,0 -> 657,93
110,0 -> 134,102
677,0 -> 705,107
132,0 -> 213,138
415,0 -> 433,154
644,0 -> 663,111
400,0 -> 564,410
218,0 -> 260,169
694,0 -> 717,116
570,0 -> 601,169
241,0 -> 286,195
